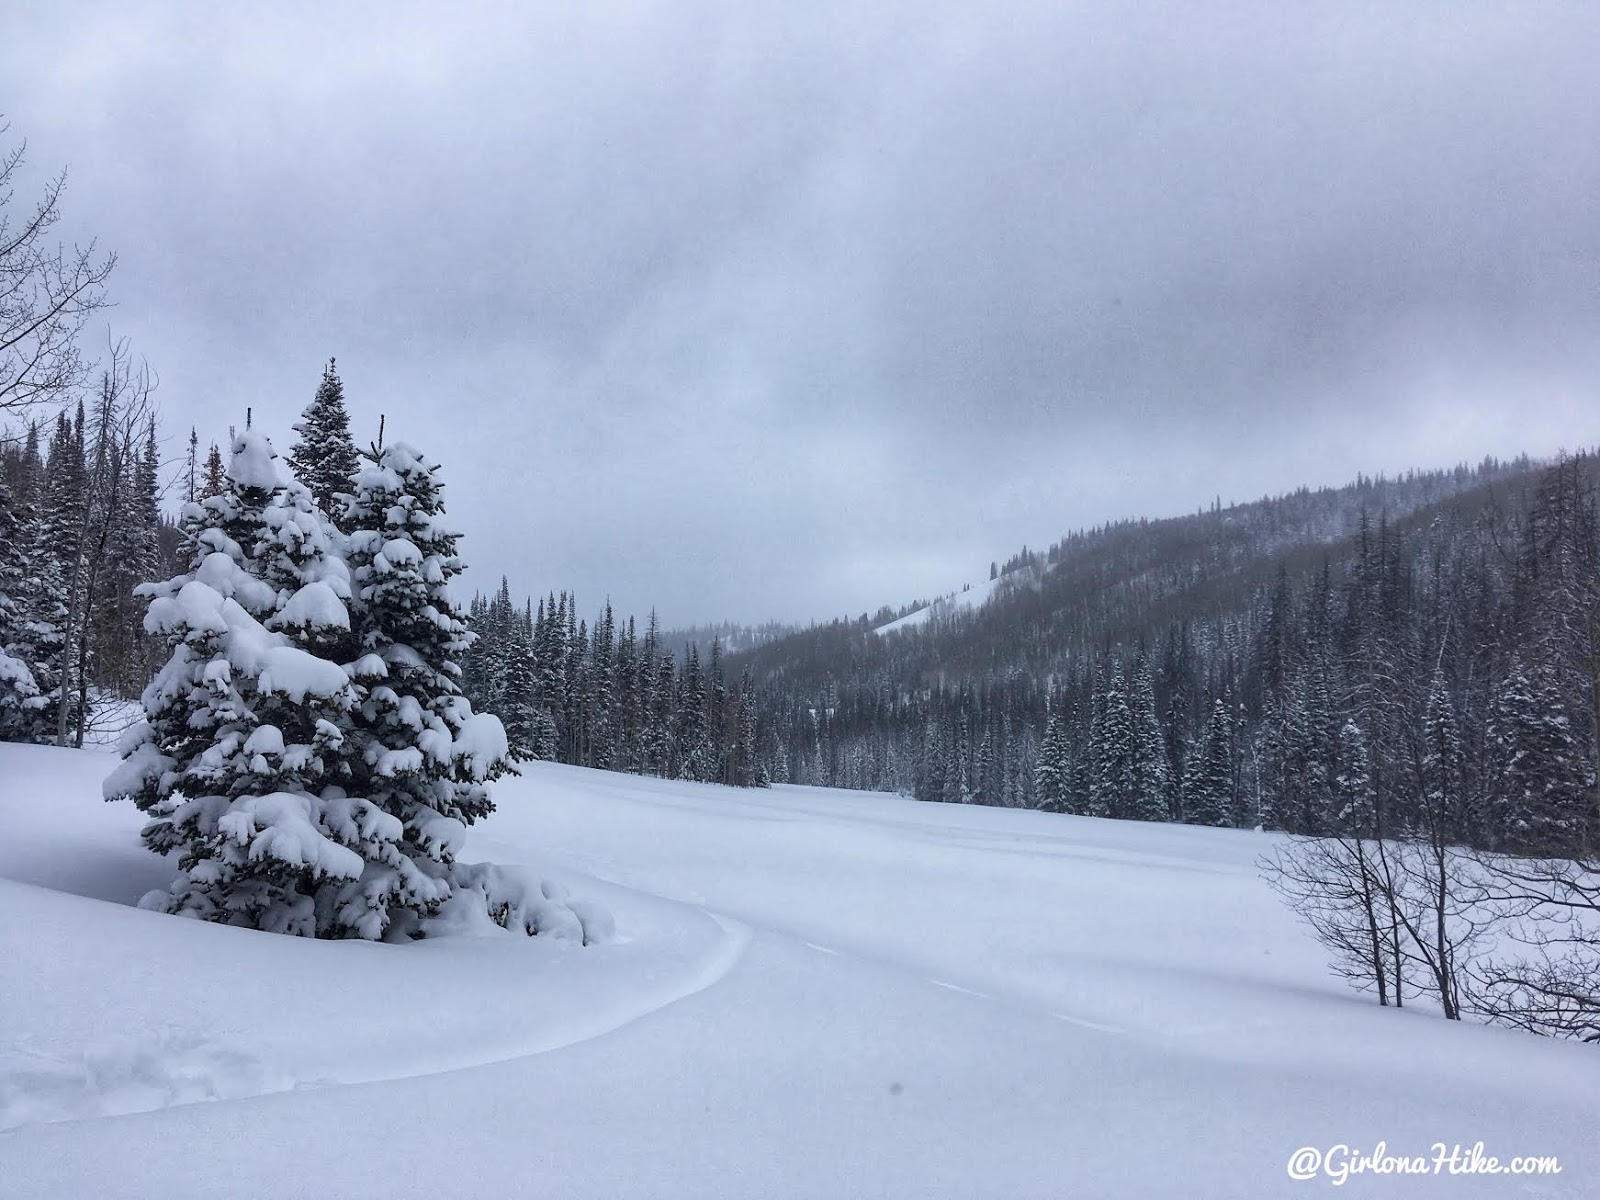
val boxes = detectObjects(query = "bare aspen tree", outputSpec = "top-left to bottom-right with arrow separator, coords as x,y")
1473,854 -> 1600,1042
0,122 -> 115,418
1263,832 -> 1409,1007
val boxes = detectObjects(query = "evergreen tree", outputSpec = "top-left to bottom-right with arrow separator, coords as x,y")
1257,691 -> 1293,831
1034,711 -> 1071,813
676,644 -> 710,781
1420,667 -> 1469,843
1130,660 -> 1172,821
707,637 -> 729,782
646,644 -> 675,777
338,441 -> 515,938
916,718 -> 946,803
943,713 -> 973,804
535,592 -> 566,736
1184,699 -> 1235,827
967,723 -> 989,804
105,431 -> 368,935
27,408 -> 82,733
1331,719 -> 1375,832
185,426 -> 199,502
4,422 -> 44,501
1090,668 -> 1135,818
96,418 -> 161,694
200,443 -> 226,499
767,724 -> 790,784
493,590 -> 540,761
731,668 -> 763,786
0,476 -> 44,738
1008,721 -> 1038,809
591,602 -> 617,770
614,615 -> 639,772
288,358 -> 362,527
472,578 -> 516,737
1491,660 -> 1588,855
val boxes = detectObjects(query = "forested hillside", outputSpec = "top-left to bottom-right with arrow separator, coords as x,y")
742,453 -> 1600,858
659,620 -> 795,661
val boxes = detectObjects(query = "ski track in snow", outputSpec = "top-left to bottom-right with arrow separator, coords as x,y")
930,980 -> 988,998
545,837 -> 1151,1045
304,908 -> 755,1094
787,927 -> 1129,1037
913,969 -> 1124,1036
1050,1011 -> 1126,1034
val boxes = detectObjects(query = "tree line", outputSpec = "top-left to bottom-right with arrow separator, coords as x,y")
460,582 -> 769,788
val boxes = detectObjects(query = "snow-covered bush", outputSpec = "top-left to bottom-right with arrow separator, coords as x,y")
441,862 -> 614,943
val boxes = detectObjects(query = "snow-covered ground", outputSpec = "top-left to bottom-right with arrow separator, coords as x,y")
2,742 -> 1595,1198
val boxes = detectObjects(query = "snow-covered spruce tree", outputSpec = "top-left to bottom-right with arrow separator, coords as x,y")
734,668 -> 764,787
0,644 -> 39,737
1420,668 -> 1470,843
108,431 -> 602,943
1184,699 -> 1235,827
1131,660 -> 1172,822
24,408 -> 82,734
288,359 -> 362,529
0,475 -> 45,738
676,644 -> 711,781
1032,712 -> 1067,813
199,442 -> 226,499
105,431 -> 388,935
497,609 -> 543,762
1090,668 -> 1135,819
0,480 -> 24,633
1331,719 -> 1374,830
339,442 -> 578,940
1490,659 -> 1589,856
0,427 -> 53,742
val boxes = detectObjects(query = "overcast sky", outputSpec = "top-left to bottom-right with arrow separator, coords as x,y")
5,2 -> 1599,626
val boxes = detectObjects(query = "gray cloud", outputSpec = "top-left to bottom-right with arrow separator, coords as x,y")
4,1 -> 1599,624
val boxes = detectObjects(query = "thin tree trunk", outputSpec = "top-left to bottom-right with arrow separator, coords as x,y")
1433,843 -> 1459,1020
1586,603 -> 1600,855
1357,846 -> 1390,1006
74,536 -> 111,748
55,549 -> 84,747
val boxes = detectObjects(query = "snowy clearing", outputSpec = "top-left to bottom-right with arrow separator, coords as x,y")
2,741 -> 1596,1198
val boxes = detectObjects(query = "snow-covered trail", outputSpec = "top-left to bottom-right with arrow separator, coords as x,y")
3,747 -> 1598,1198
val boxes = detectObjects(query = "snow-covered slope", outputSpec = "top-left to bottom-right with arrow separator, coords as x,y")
3,742 -> 1596,1198
874,571 -> 1011,635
